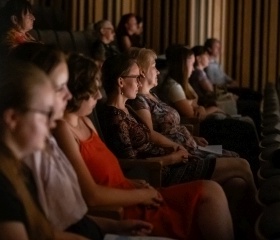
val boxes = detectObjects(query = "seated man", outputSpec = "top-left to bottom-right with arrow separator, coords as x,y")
204,38 -> 262,134
91,19 -> 120,67
204,38 -> 262,103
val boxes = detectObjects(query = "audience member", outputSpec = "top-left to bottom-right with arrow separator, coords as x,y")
160,44 -> 225,121
10,42 -> 154,239
116,13 -> 143,52
189,45 -> 238,114
91,19 -> 120,67
160,44 -> 260,179
53,52 -> 234,240
204,38 -> 262,103
117,48 -> 259,236
0,0 -> 36,57
0,60 -> 54,240
204,39 -> 262,134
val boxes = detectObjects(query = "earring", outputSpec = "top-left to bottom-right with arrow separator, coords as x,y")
120,88 -> 124,95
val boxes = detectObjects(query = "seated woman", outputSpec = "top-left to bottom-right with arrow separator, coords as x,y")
10,43 -> 154,240
0,60 -> 55,239
53,52 -> 234,240
160,44 -> 226,121
160,44 -> 260,177
0,0 -> 36,57
116,13 -> 143,52
126,47 -> 259,234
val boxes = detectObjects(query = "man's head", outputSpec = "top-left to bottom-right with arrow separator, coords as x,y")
204,38 -> 221,58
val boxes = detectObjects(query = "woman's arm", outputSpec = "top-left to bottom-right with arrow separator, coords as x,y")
53,120 -> 162,208
134,108 -> 187,152
199,78 -> 214,92
0,222 -> 29,240
173,99 -> 196,118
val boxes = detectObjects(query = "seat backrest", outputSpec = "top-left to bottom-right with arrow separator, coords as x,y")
70,31 -> 91,56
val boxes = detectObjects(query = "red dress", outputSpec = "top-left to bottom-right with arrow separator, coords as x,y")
78,121 -> 204,239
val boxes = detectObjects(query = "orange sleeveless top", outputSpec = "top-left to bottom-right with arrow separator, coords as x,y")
75,118 -> 203,239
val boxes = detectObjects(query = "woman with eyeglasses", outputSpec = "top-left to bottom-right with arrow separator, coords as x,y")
127,47 -> 260,237
53,52 -> 234,240
0,60 -> 55,240
0,0 -> 36,57
10,43 -> 155,239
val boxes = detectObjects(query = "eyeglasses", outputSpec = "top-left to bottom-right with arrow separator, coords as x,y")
103,27 -> 114,33
22,107 -> 54,122
121,75 -> 141,81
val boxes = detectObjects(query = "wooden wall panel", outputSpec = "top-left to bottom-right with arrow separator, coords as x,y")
252,0 -> 261,91
267,0 -> 278,83
225,0 -> 234,79
261,0 -> 269,89
241,0 -> 252,87
30,0 -> 280,91
189,0 -> 196,46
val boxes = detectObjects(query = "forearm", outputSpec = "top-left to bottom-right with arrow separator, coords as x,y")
54,231 -> 89,240
150,130 -> 179,149
87,184 -> 149,207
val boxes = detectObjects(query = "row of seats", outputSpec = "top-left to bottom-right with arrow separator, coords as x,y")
29,29 -> 96,57
255,82 -> 280,239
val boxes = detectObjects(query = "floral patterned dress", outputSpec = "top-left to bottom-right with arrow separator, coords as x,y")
103,105 -> 216,186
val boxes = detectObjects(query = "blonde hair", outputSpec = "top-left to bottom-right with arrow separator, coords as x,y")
127,47 -> 157,72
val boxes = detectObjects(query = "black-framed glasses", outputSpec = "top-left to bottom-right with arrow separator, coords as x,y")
21,107 -> 54,122
121,75 -> 141,81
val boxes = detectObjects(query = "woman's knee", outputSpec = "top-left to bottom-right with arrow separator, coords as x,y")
217,157 -> 252,179
200,180 -> 227,202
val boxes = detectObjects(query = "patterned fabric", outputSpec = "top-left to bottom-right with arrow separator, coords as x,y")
103,105 -> 216,185
103,105 -> 168,159
128,94 -> 197,150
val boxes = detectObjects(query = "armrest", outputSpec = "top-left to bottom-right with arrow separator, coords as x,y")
118,158 -> 163,187
88,205 -> 124,220
180,117 -> 200,136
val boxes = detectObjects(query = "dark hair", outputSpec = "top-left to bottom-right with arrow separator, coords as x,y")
0,0 -> 32,34
101,53 -> 136,96
191,45 -> 208,66
10,42 -> 65,76
136,15 -> 143,25
66,53 -> 101,112
192,45 -> 208,57
0,59 -> 48,117
204,38 -> 219,52
165,44 -> 196,99
116,13 -> 136,36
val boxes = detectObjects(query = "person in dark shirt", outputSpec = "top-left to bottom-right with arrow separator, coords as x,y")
91,19 -> 120,67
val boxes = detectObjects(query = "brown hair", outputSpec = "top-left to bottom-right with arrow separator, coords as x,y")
165,45 -> 196,99
66,53 -> 101,112
102,53 -> 136,96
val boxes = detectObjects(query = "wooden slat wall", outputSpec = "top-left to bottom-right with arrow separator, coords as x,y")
31,0 -> 280,91
227,0 -> 280,91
